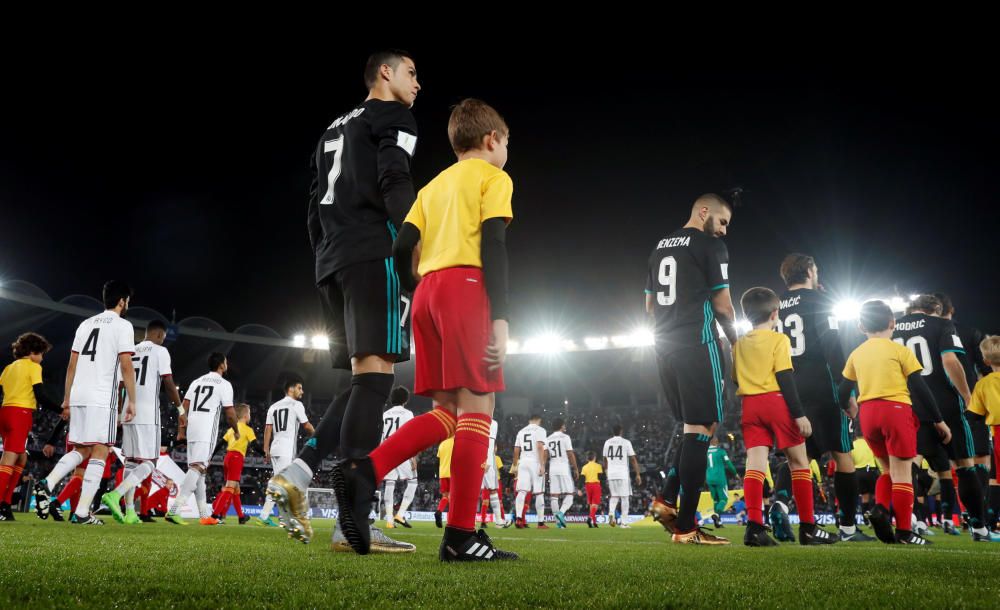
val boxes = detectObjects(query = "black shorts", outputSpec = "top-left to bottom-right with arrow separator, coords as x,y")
966,412 -> 991,458
857,466 -> 880,495
795,361 -> 854,457
320,258 -> 411,371
917,421 -> 951,472
912,464 -> 933,497
657,341 -> 726,426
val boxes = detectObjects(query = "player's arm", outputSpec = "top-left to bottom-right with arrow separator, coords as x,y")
223,405 -> 239,439
303,421 -> 316,436
43,418 -> 68,457
536,440 -> 547,476
263,424 -> 273,460
482,217 -> 510,371
724,453 -> 738,479
118,353 -> 137,423
177,399 -> 190,442
629,454 -> 642,485
33,383 -> 62,413
62,351 -> 79,418
375,108 -> 418,230
775,369 -> 808,430
510,446 -> 521,473
162,376 -> 184,426
711,288 -> 738,345
392,222 -> 421,292
942,352 -> 973,406
568,450 -> 580,480
907,372 -> 951,443
307,147 -> 323,251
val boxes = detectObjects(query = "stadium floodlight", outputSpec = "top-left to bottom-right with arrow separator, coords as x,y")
584,336 -> 609,350
507,339 -> 521,355
889,296 -> 908,312
310,334 -> 329,350
735,318 -> 754,335
292,334 -> 306,348
561,339 -> 579,351
909,294 -> 920,301
523,333 -> 564,354
833,299 -> 862,321
611,327 -> 655,349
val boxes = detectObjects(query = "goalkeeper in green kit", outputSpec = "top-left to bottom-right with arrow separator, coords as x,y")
706,437 -> 738,527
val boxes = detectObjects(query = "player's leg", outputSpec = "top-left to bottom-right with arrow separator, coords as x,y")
672,343 -> 726,543
383,479 -> 396,528
608,490 -> 620,527
73,442 -> 110,523
35,430 -> 90,518
742,442 -> 776,547
949,413 -> 994,539
103,423 -> 156,522
559,491 -> 574,517
397,478 -> 418,526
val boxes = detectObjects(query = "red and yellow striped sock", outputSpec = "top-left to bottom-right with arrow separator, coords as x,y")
0,466 -> 12,505
4,466 -> 24,503
212,488 -> 232,516
370,406 -> 457,481
875,473 -> 892,510
743,470 -> 767,525
892,482 -> 914,532
791,469 -> 815,524
447,414 -> 493,532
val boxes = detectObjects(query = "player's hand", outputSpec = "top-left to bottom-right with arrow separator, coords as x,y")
123,400 -> 136,423
795,416 -> 813,438
846,396 -> 859,420
484,319 -> 509,371
60,405 -> 70,421
935,421 -> 952,445
509,464 -> 517,474
264,451 -> 271,462
43,444 -> 55,458
635,474 -> 642,486
179,413 -> 187,427
538,466 -> 544,477
176,430 -> 186,443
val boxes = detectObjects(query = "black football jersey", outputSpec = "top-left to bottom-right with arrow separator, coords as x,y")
646,227 -> 729,353
892,313 -> 965,419
954,320 -> 987,388
308,99 -> 418,284
778,288 -> 843,370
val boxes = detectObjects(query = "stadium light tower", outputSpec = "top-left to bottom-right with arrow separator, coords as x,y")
292,334 -> 306,348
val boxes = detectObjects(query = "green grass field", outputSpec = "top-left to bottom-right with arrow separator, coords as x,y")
3,515 -> 1000,608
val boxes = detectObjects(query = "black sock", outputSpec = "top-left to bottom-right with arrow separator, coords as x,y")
677,433 -> 710,532
989,485 -> 1000,528
940,478 -> 956,522
976,465 -> 990,519
912,500 -> 927,522
662,450 -> 682,505
957,467 -> 986,528
297,387 -> 352,470
834,471 -> 859,527
340,373 -> 394,459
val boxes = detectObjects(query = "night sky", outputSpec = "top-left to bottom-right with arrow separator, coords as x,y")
3,40 -> 998,338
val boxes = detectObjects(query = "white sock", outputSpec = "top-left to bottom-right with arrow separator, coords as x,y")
170,469 -> 200,516
398,479 -> 417,516
551,497 -> 560,516
75,459 -> 106,518
515,491 -> 526,519
560,494 -> 574,514
115,461 -> 153,497
974,526 -> 989,536
46,450 -> 84,493
384,480 -> 396,521
609,497 -> 620,519
841,524 -> 857,534
535,494 -> 546,521
490,492 -> 502,519
260,495 -> 275,519
292,458 -> 313,479
195,473 -> 209,518
621,497 -> 630,521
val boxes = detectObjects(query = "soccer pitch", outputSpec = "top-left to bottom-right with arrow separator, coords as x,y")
3,517 -> 1000,608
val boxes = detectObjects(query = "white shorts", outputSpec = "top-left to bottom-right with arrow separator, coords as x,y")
270,454 -> 293,473
549,474 -> 575,495
383,460 -> 415,481
516,463 -> 545,493
608,478 -> 631,498
68,405 -> 117,446
121,424 -> 160,461
187,441 -> 212,466
482,467 -> 498,490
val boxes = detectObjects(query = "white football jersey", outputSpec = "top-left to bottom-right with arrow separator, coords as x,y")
265,396 -> 310,457
545,431 -> 574,476
184,372 -> 234,444
381,405 -> 414,442
126,340 -> 172,426
69,310 -> 136,408
515,424 -> 547,464
603,435 -> 636,479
